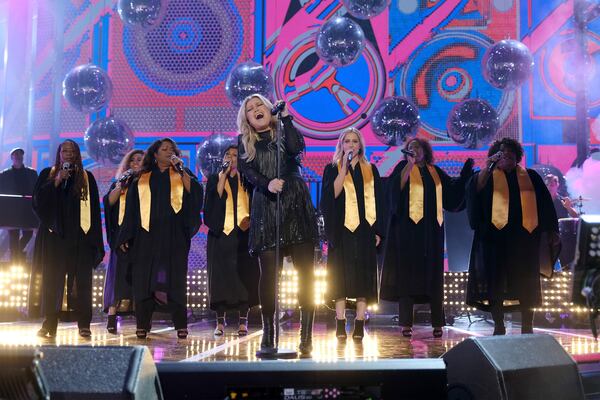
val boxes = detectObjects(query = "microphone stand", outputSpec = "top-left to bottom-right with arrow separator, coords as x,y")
255,109 -> 297,359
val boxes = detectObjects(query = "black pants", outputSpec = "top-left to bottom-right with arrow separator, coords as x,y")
490,301 -> 534,328
397,296 -> 446,327
258,242 -> 315,318
8,229 -> 33,262
135,298 -> 187,331
43,270 -> 93,332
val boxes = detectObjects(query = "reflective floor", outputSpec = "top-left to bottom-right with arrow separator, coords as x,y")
0,316 -> 599,363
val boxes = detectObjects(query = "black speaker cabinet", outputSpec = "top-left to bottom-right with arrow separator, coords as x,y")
38,346 -> 163,400
443,334 -> 584,400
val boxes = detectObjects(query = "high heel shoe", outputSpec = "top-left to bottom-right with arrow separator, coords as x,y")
107,315 -> 117,334
136,329 -> 147,339
336,318 -> 347,340
177,329 -> 188,339
352,319 -> 365,341
238,317 -> 248,337
401,326 -> 413,338
432,327 -> 443,338
214,317 -> 225,336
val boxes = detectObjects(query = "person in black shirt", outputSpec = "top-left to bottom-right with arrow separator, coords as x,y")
544,174 -> 578,219
0,148 -> 38,263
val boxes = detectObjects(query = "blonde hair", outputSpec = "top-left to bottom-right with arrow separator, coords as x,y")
332,127 -> 368,165
237,94 -> 278,162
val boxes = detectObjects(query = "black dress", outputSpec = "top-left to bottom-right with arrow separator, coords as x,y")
28,167 -> 104,330
466,168 -> 559,312
204,173 -> 259,312
102,181 -> 134,314
380,161 -> 467,327
118,166 -> 203,330
320,162 -> 383,304
237,116 -> 318,254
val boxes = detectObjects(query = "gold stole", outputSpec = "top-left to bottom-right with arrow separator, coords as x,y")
223,174 -> 250,235
409,165 -> 443,226
118,188 -> 128,226
338,161 -> 376,232
50,167 -> 91,233
491,166 -> 538,233
138,168 -> 184,232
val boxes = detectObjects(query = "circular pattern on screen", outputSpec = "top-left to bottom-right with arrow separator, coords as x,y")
123,0 -> 243,95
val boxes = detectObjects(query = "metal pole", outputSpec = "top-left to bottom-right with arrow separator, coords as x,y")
573,0 -> 591,167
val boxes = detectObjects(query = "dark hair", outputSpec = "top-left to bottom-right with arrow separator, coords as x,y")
222,144 -> 238,157
404,137 -> 434,164
141,138 -> 181,173
49,139 -> 87,200
115,149 -> 144,179
488,137 -> 523,163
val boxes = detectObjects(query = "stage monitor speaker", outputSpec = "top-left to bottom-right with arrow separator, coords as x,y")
157,358 -> 447,399
442,334 -> 584,400
0,348 -> 49,400
37,346 -> 163,400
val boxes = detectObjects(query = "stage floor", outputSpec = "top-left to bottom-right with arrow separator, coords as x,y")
1,315 -> 599,363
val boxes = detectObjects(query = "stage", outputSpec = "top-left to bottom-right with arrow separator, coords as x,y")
1,314 -> 599,363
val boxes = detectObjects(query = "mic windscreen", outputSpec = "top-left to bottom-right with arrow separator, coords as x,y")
62,162 -> 71,170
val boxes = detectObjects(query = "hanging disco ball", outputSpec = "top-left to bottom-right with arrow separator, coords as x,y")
446,99 -> 499,149
342,0 -> 390,19
482,39 -> 534,90
62,64 -> 113,113
371,97 -> 420,146
315,16 -> 366,67
117,0 -> 165,29
225,61 -> 274,107
197,133 -> 237,178
84,116 -> 134,165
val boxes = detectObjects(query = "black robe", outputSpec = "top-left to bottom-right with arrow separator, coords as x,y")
204,173 -> 259,310
102,181 -> 134,313
237,116 -> 317,254
466,168 -> 559,311
380,161 -> 467,303
118,166 -> 203,308
28,167 -> 104,318
320,162 -> 384,303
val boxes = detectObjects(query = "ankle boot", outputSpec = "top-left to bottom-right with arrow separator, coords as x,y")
299,307 -> 315,357
352,319 -> 365,341
106,315 -> 117,334
258,314 -> 276,355
336,318 -> 347,340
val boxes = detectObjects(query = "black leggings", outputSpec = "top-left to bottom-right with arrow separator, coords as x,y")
258,242 -> 315,317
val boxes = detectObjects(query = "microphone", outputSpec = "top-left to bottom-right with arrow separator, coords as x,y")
61,162 -> 71,190
488,151 -> 503,172
118,169 -> 133,183
270,101 -> 286,116
347,151 -> 353,163
171,155 -> 184,174
401,149 -> 415,157
221,160 -> 230,172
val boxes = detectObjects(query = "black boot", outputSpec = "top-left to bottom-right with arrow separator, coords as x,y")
336,319 -> 347,340
352,319 -> 365,341
521,310 -> 534,334
257,314 -> 276,357
107,315 -> 117,334
299,307 -> 315,357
